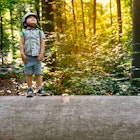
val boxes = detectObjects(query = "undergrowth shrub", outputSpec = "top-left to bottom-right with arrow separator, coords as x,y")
43,32 -> 137,96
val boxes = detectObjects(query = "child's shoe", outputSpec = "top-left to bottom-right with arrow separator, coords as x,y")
37,88 -> 46,96
26,88 -> 33,97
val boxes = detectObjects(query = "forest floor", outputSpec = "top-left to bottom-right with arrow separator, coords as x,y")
0,77 -> 49,96
0,78 -> 26,96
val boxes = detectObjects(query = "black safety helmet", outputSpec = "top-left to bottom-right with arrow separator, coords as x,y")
21,12 -> 38,28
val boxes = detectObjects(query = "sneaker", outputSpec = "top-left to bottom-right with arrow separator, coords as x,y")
26,88 -> 33,97
37,88 -> 46,96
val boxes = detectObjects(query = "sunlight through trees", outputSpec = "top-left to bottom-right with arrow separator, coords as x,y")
0,0 -> 136,96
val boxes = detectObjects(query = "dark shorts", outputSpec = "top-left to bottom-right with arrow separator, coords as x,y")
24,55 -> 42,75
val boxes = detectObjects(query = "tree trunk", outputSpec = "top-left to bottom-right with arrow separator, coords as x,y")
131,0 -> 140,87
63,0 -> 67,27
93,0 -> 96,35
10,9 -> 14,40
42,0 -> 56,72
72,0 -> 77,36
0,10 -> 4,65
116,0 -> 122,40
55,1 -> 63,33
80,0 -> 86,37
35,0 -> 40,22
42,0 -> 54,33
109,0 -> 113,26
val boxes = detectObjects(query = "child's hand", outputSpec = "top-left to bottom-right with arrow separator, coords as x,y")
38,53 -> 44,61
21,54 -> 27,63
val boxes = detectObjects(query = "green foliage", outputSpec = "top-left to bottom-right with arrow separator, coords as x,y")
1,0 -> 137,96
69,72 -> 127,96
43,24 -> 133,95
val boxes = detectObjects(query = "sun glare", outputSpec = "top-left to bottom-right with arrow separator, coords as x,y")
97,0 -> 109,5
66,0 -> 109,3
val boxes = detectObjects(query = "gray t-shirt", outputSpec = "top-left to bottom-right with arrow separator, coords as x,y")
21,27 -> 45,56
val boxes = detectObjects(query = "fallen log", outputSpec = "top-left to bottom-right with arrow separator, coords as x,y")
0,96 -> 139,140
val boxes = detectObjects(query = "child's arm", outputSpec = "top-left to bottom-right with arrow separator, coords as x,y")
38,38 -> 45,61
20,36 -> 27,62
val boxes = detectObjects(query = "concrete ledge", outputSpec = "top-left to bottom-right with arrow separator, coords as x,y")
0,96 -> 140,140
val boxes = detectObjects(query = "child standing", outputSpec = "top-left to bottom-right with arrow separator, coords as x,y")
20,12 -> 46,97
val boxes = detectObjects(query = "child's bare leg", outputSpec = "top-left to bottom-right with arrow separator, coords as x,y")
36,74 -> 46,94
26,75 -> 33,88
35,74 -> 42,87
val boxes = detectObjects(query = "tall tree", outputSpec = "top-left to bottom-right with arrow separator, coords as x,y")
42,0 -> 56,72
93,0 -> 96,35
116,0 -> 122,40
42,0 -> 54,33
131,0 -> 140,87
54,1 -> 63,33
71,0 -> 77,36
0,9 -> 4,64
109,0 -> 113,26
10,9 -> 14,40
80,0 -> 86,37
35,0 -> 40,22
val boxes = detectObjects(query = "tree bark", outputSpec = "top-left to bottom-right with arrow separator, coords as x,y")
10,9 -> 14,40
0,10 -> 4,64
116,0 -> 122,40
72,0 -> 77,36
42,0 -> 54,33
35,0 -> 40,22
80,0 -> 86,37
93,0 -> 96,35
109,0 -> 113,26
131,0 -> 140,87
55,1 -> 63,33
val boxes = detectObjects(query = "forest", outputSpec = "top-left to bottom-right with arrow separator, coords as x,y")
0,0 -> 136,96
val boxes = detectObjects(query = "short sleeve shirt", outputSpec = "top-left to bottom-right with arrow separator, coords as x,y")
20,27 -> 45,56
